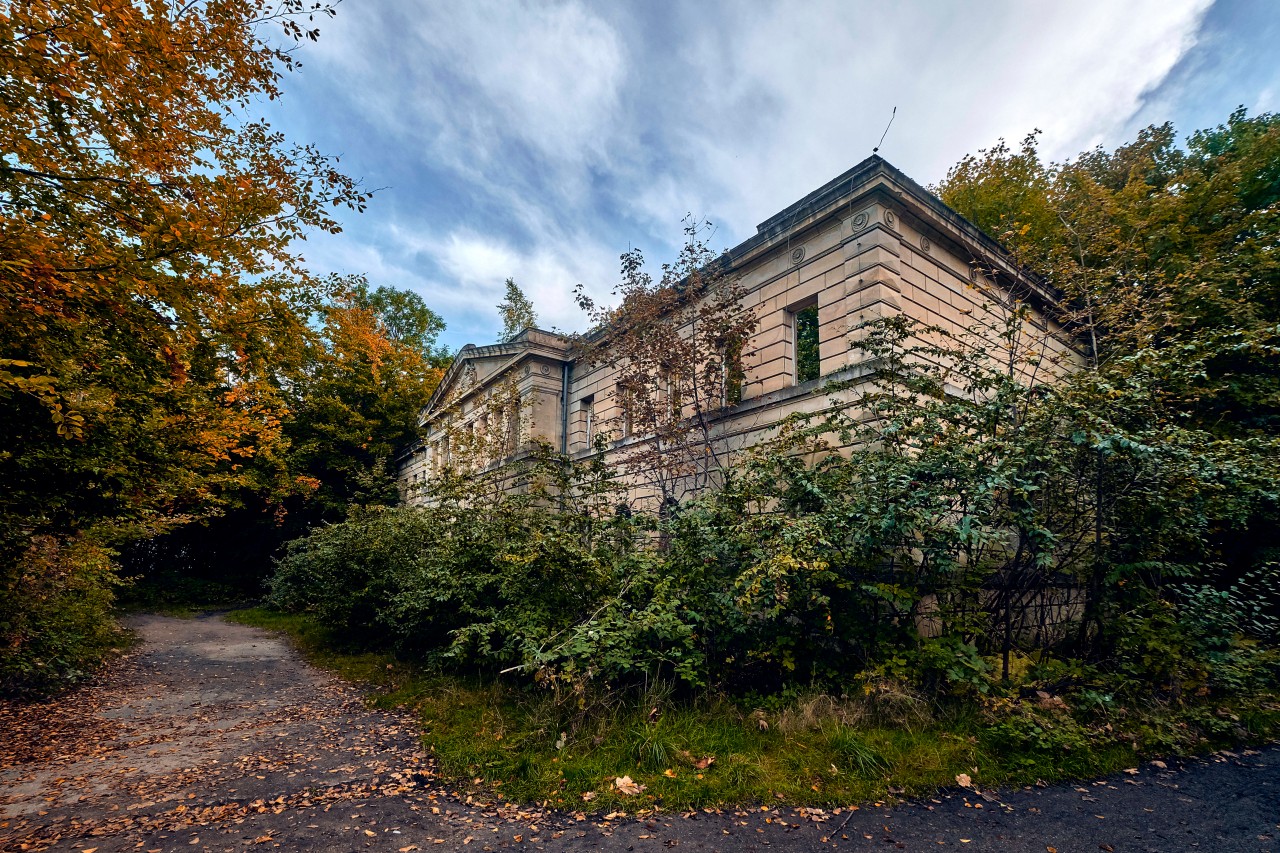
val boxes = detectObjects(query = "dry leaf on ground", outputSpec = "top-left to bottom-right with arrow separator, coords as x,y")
614,776 -> 646,796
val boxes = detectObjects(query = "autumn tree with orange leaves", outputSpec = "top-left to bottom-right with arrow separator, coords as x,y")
0,0 -> 408,691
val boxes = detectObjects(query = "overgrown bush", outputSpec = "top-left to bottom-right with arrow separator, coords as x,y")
269,310 -> 1280,711
0,532 -> 124,696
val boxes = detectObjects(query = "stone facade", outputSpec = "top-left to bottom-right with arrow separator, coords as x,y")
398,155 -> 1076,505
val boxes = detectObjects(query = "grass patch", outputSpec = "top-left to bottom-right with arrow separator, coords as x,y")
230,607 -> 1280,811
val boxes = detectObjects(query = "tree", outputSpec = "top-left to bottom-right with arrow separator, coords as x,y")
0,0 -> 367,690
353,281 -> 449,362
497,277 -> 537,341
285,276 -> 446,516
937,110 -> 1280,430
937,109 -> 1280,654
120,277 -> 448,605
575,218 -> 756,510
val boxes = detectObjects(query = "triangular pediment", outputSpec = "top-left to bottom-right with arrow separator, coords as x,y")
420,328 -> 572,424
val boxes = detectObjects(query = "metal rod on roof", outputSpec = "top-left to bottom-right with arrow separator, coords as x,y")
873,105 -> 896,154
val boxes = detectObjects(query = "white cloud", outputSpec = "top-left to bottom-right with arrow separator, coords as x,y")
276,0 -> 1228,351
415,228 -> 617,336
418,2 -> 624,164
655,0 -> 1212,239
303,0 -> 627,199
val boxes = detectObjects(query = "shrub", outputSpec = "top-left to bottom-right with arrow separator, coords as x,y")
0,533 -> 124,695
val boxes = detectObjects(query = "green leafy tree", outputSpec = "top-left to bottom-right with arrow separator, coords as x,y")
353,281 -> 450,363
938,108 -> 1280,653
285,277 -> 446,516
498,277 -> 538,341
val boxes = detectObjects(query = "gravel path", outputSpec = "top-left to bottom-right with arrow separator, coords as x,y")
1,614 -> 1276,852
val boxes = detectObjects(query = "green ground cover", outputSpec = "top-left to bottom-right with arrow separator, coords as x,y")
230,607 -> 1280,811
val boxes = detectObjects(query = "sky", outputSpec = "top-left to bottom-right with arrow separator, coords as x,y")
261,0 -> 1280,351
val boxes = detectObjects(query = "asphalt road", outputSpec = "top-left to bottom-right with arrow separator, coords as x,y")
2,614 -> 1276,852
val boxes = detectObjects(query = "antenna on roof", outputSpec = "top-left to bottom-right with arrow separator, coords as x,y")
872,105 -> 896,154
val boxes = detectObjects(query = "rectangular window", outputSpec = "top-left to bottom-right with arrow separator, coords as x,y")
617,382 -> 633,437
506,397 -> 522,455
580,395 -> 595,446
792,301 -> 820,384
664,372 -> 683,420
721,338 -> 744,406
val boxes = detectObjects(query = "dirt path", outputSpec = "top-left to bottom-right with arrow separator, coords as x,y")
1,614 -> 1276,852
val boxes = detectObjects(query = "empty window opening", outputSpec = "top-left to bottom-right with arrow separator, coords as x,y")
721,338 -> 744,406
664,371 -> 684,420
580,395 -> 596,445
505,398 -> 522,455
617,382 -> 635,437
793,302 -> 820,384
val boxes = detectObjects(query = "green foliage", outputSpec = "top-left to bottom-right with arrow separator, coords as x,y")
938,109 -> 1280,437
0,2 -> 428,691
269,300 -> 1280,702
498,278 -> 538,342
0,0 -> 365,568
283,276 -> 446,517
239,607 -> 1280,808
119,277 -> 447,608
351,280 -> 450,363
0,533 -> 126,696
270,454 -> 615,670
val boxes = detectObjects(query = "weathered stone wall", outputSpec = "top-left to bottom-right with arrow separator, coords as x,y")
400,157 -> 1080,509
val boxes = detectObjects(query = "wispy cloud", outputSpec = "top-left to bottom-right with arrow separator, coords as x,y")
269,0 -> 1268,350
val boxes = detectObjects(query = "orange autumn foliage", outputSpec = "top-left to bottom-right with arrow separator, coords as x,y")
0,1 -> 366,553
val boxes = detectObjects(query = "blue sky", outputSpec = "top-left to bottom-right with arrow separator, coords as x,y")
262,0 -> 1280,351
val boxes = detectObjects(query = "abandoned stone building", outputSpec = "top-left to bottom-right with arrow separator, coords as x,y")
397,155 -> 1074,507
